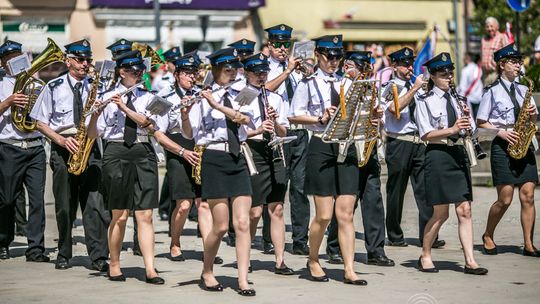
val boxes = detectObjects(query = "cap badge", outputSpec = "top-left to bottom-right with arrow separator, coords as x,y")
404,49 -> 410,56
259,53 -> 265,60
189,57 -> 194,63
82,40 -> 88,47
280,25 -> 285,31
121,39 -> 125,45
173,48 -> 178,53
513,44 -> 518,51
242,39 -> 247,45
333,36 -> 339,44
233,49 -> 238,57
442,53 -> 447,61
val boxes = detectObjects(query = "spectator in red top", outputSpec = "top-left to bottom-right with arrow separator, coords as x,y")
481,17 -> 509,85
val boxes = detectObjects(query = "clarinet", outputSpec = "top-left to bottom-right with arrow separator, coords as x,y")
260,84 -> 286,167
449,82 -> 487,167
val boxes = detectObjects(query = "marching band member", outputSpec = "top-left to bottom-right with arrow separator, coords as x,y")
0,40 -> 48,262
289,35 -> 366,285
31,39 -> 110,271
153,46 -> 182,92
87,50 -> 165,284
325,51 -> 394,267
190,47 -> 255,296
415,52 -> 488,275
242,53 -> 294,275
477,43 -> 539,257
382,47 -> 444,248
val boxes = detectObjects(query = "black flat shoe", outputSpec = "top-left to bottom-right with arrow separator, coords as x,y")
464,266 -> 488,275
238,288 -> 256,296
420,240 -> 446,249
200,275 -> 223,292
367,255 -> 395,267
274,266 -> 295,275
26,252 -> 50,263
327,253 -> 344,265
262,242 -> 275,255
523,249 -> 540,257
482,235 -> 498,255
91,258 -> 109,272
169,253 -> 185,262
417,258 -> 438,273
292,244 -> 309,255
214,256 -> 224,264
306,261 -> 329,282
107,270 -> 126,282
248,265 -> 253,273
146,276 -> 165,285
387,240 -> 408,247
132,247 -> 142,256
344,277 -> 368,286
55,256 -> 71,270
0,247 -> 9,260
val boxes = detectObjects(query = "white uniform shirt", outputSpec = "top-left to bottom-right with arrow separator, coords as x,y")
153,71 -> 175,93
458,62 -> 483,105
31,73 -> 92,134
477,77 -> 537,128
267,56 -> 302,102
288,69 -> 348,132
189,82 -> 253,145
0,75 -> 42,140
96,83 -> 168,140
244,85 -> 289,140
158,84 -> 199,136
415,86 -> 476,139
381,77 -> 418,134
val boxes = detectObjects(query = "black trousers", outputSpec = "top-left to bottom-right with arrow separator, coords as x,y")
385,138 -> 432,242
50,142 -> 110,261
15,189 -> 27,235
286,129 -> 310,246
0,143 -> 46,255
326,151 -> 386,257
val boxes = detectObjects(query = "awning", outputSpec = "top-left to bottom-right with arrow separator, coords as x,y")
89,0 -> 265,10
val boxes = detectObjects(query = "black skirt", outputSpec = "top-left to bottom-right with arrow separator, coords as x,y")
102,142 -> 158,210
424,144 -> 473,205
200,148 -> 252,200
247,139 -> 287,207
304,136 -> 359,196
490,137 -> 538,186
165,133 -> 201,200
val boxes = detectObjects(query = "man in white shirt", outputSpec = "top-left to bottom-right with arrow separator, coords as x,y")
458,52 -> 483,117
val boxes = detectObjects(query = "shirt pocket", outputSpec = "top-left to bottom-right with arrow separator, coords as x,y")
53,101 -> 73,124
307,95 -> 324,116
431,111 -> 447,129
104,112 -> 119,127
493,99 -> 514,121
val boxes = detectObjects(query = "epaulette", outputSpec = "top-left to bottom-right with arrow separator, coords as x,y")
483,79 -> 499,92
162,91 -> 175,98
417,90 -> 434,99
48,78 -> 64,90
161,76 -> 170,80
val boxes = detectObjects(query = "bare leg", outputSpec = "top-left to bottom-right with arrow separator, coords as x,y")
308,196 -> 334,277
518,182 -> 537,252
134,209 -> 158,278
195,198 -> 212,242
483,185 -> 514,249
232,196 -> 252,291
108,209 -> 129,276
334,194 -> 358,280
455,201 -> 479,268
201,199 -> 229,286
420,205 -> 449,268
249,205 -> 263,243
268,202 -> 286,267
170,199 -> 192,256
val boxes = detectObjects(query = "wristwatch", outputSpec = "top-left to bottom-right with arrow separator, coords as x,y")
318,115 -> 325,125
178,148 -> 185,157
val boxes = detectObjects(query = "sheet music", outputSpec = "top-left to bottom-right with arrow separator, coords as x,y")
7,53 -> 31,76
234,86 -> 259,106
145,95 -> 173,116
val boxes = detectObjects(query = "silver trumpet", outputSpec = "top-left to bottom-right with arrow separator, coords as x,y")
84,81 -> 144,117
176,79 -> 242,111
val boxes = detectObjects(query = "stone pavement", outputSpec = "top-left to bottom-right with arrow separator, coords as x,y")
0,169 -> 539,304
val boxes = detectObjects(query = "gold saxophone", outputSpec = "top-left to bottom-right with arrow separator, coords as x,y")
11,38 -> 64,132
508,72 -> 538,159
67,66 -> 99,175
192,144 -> 206,185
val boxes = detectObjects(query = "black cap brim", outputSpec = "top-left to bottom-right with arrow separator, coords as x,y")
246,65 -> 271,73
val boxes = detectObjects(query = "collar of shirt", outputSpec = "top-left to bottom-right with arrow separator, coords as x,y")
499,76 -> 515,89
431,86 -> 448,99
393,77 -> 407,87
269,55 -> 285,69
67,73 -> 86,90
314,69 -> 339,83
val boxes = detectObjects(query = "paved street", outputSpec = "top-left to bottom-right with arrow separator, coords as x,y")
1,169 -> 539,304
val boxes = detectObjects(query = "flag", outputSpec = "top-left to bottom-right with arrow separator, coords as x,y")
413,28 -> 437,81
505,22 -> 514,43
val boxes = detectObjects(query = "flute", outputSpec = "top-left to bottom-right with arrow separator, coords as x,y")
176,79 -> 241,111
83,81 -> 144,117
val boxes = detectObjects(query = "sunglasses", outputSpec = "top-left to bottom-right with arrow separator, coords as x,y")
71,57 -> 93,64
271,41 -> 291,49
125,68 -> 144,75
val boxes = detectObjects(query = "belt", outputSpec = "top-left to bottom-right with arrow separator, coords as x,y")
289,123 -> 305,130
108,135 -> 150,144
311,131 -> 324,138
0,137 -> 43,149
428,138 -> 465,146
205,142 -> 230,152
387,132 -> 423,144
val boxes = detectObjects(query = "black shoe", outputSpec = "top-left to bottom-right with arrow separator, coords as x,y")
306,261 -> 329,282
387,240 -> 408,247
344,277 -> 368,286
26,252 -> 50,263
464,266 -> 488,275
482,235 -> 498,255
0,247 -> 9,260
523,249 -> 540,257
214,256 -> 224,264
200,275 -> 224,292
262,242 -> 275,255
55,256 -> 71,270
327,253 -> 344,265
227,235 -> 236,247
132,247 -> 142,256
107,270 -> 126,282
420,239 -> 447,249
15,230 -> 27,237
248,265 -> 253,273
91,259 -> 109,272
274,266 -> 294,275
417,257 -> 438,273
367,255 -> 395,267
292,243 -> 309,255
159,212 -> 169,221
169,253 -> 185,262
146,276 -> 165,285
238,289 -> 256,296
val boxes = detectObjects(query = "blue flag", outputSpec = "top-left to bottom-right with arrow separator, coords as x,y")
413,30 -> 436,82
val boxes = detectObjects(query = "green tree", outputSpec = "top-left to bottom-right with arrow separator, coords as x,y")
472,0 -> 539,52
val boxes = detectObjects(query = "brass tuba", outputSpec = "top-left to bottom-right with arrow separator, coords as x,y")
508,72 -> 538,159
11,38 -> 64,132
67,65 -> 98,175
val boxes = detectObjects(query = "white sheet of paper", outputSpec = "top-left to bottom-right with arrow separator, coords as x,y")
7,53 -> 31,76
234,86 -> 260,106
146,95 -> 173,116
292,41 -> 315,60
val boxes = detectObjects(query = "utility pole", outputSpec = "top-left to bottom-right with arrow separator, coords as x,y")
154,0 -> 161,47
452,0 -> 461,79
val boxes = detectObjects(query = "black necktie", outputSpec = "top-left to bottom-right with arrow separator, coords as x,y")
509,84 -> 521,121
444,92 -> 459,143
404,82 -> 417,124
73,82 -> 83,125
258,94 -> 271,141
223,93 -> 241,156
123,92 -> 137,146
330,81 -> 340,107
280,61 -> 295,101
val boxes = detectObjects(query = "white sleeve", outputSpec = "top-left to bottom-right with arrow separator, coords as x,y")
30,84 -> 53,123
288,80 -> 309,117
415,97 -> 435,138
